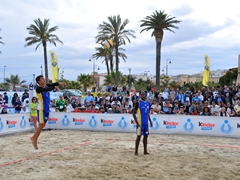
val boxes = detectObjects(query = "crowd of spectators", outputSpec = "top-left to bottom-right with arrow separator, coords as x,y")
1,83 -> 240,117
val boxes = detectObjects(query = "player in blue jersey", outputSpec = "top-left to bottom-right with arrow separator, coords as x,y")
30,75 -> 66,150
133,91 -> 152,155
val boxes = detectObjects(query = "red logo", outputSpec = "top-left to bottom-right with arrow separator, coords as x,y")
49,117 -> 58,121
73,118 -> 85,123
6,120 -> 17,125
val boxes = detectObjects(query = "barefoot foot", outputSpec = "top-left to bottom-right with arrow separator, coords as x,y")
30,137 -> 38,150
144,152 -> 150,155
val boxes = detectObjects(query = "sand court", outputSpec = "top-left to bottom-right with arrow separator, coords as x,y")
1,130 -> 240,180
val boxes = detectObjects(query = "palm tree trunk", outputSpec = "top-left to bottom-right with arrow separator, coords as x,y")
105,58 -> 110,75
115,44 -> 119,86
109,54 -> 113,73
155,41 -> 162,90
43,41 -> 49,83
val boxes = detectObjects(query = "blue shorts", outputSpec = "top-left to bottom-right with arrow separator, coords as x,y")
136,124 -> 149,136
37,110 -> 49,123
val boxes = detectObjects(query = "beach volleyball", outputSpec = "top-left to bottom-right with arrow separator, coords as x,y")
103,39 -> 113,49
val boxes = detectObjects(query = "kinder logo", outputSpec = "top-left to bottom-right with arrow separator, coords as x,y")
151,117 -> 159,131
163,120 -> 179,129
29,118 -> 34,127
220,120 -> 232,134
89,116 -> 97,128
199,122 -> 215,131
62,115 -> 70,127
20,116 -> 27,129
183,119 -> 194,132
73,118 -> 85,126
118,117 -> 127,129
48,117 -> 58,125
101,119 -> 114,127
6,120 -> 17,129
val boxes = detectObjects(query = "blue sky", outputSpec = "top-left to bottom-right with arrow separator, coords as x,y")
0,0 -> 240,84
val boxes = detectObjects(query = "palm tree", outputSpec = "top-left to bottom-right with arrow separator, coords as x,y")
95,15 -> 136,86
92,46 -> 111,75
140,10 -> 181,90
5,74 -> 26,90
0,29 -> 5,53
77,74 -> 93,92
24,18 -> 63,83
104,72 -> 126,86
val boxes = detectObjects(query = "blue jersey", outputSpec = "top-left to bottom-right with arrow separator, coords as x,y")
137,99 -> 150,125
36,83 -> 59,111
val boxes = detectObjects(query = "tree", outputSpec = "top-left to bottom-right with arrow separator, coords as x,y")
140,10 -> 181,90
104,72 -> 126,86
24,18 -> 63,83
5,74 -> 26,90
77,74 -> 93,92
95,15 -> 136,86
219,68 -> 238,86
0,29 -> 4,53
92,46 -> 111,75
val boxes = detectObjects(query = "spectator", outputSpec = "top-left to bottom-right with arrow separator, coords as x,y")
30,97 -> 38,130
219,107 -> 229,117
21,89 -> 29,102
234,100 -> 240,117
20,105 -> 30,113
94,106 -> 102,113
191,107 -> 200,116
165,107 -> 174,114
1,107 -> 8,114
11,93 -> 19,106
55,95 -> 67,112
229,109 -> 237,117
107,108 -> 113,114
84,91 -> 94,107
72,106 -> 81,113
3,92 -> 8,105
114,106 -> 121,114
95,93 -> 103,107
201,107 -> 211,116
211,101 -> 220,116
50,100 -> 56,108
13,96 -> 22,113
122,108 -> 128,114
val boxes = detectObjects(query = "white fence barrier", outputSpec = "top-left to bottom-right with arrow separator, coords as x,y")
0,113 -> 240,138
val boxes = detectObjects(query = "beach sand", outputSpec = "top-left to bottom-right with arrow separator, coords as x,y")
0,130 -> 240,180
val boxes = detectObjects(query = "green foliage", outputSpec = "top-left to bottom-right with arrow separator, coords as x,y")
133,78 -> 155,92
104,71 -> 127,86
95,15 -> 136,85
219,68 -> 237,86
58,79 -> 81,90
4,74 -> 27,89
77,74 -> 93,92
24,18 -> 63,83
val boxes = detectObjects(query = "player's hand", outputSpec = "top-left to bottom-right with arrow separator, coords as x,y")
55,86 -> 59,91
59,82 -> 66,87
150,121 -> 153,127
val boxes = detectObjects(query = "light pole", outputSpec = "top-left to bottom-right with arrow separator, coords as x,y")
89,58 -> 100,86
166,58 -> 171,76
3,65 -> 6,83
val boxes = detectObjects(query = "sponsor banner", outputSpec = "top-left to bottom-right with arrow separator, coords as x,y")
1,113 -> 240,138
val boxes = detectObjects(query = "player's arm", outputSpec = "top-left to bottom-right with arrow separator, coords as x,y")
148,113 -> 152,127
132,102 -> 140,127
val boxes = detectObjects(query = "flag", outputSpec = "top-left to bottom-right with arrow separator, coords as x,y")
50,51 -> 59,83
202,54 -> 210,86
